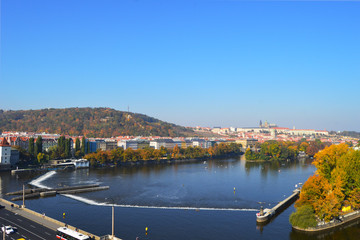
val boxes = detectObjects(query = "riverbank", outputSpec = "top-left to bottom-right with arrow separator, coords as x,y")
0,198 -> 102,240
292,210 -> 360,233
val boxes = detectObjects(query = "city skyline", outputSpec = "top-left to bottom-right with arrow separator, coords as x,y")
1,0 -> 359,131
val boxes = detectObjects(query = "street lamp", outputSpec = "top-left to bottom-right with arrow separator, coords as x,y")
106,197 -> 115,239
22,184 -> 25,208
2,224 -> 5,240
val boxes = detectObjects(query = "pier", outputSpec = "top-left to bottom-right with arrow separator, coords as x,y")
256,188 -> 300,223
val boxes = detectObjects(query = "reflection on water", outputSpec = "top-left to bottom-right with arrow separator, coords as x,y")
0,158 -> 359,240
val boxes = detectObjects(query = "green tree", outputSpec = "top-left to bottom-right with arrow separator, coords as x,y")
75,138 -> 80,152
28,137 -> 35,158
34,136 -> 43,157
289,205 -> 317,229
58,136 -> 66,157
81,137 -> 86,155
65,139 -> 71,158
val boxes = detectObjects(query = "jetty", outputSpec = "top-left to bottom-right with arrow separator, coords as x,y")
256,188 -> 300,223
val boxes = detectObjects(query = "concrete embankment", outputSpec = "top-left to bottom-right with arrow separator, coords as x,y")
293,210 -> 360,233
0,198 -> 101,240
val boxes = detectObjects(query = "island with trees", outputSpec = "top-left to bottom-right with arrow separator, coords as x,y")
289,143 -> 360,231
244,139 -> 331,162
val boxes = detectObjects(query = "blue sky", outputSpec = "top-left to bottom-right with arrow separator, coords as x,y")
1,0 -> 359,131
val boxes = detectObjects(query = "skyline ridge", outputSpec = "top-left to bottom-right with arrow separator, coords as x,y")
0,107 -> 351,133
1,0 -> 359,132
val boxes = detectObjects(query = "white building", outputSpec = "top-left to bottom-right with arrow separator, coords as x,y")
192,139 -> 206,148
117,140 -> 139,150
150,139 -> 175,150
0,138 -> 11,169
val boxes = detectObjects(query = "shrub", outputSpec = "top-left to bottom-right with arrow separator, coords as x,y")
290,205 -> 317,229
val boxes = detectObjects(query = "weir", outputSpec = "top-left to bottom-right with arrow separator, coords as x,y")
8,184 -> 109,201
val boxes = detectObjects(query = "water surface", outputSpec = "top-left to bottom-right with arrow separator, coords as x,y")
1,157 -> 359,240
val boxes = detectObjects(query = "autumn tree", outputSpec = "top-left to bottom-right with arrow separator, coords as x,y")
313,143 -> 349,180
292,143 -> 360,226
37,152 -> 45,164
172,145 -> 180,158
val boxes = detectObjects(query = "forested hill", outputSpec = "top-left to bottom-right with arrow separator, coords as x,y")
0,108 -> 195,137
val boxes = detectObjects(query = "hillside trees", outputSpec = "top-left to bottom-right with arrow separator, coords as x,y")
0,108 -> 194,137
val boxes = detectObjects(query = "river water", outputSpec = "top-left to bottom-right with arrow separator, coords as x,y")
1,157 -> 359,240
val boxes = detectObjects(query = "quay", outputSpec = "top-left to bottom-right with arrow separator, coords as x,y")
0,198 -> 121,240
256,188 -> 300,223
293,210 -> 360,233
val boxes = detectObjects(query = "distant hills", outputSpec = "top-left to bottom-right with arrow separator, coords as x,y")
0,108 -> 195,138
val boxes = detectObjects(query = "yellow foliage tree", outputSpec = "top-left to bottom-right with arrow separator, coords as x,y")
313,143 -> 349,180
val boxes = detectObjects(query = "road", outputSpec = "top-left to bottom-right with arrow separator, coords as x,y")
0,208 -> 56,240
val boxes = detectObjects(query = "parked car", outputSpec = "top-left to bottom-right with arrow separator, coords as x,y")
1,225 -> 15,234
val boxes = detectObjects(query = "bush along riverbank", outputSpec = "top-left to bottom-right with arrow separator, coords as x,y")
84,143 -> 243,167
289,144 -> 360,231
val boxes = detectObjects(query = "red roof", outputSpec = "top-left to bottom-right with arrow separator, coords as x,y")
0,137 -> 10,147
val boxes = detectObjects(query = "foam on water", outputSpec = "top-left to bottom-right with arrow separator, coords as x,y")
61,194 -> 259,212
29,171 -> 57,189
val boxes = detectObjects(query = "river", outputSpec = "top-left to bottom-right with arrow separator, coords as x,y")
1,157 -> 359,240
